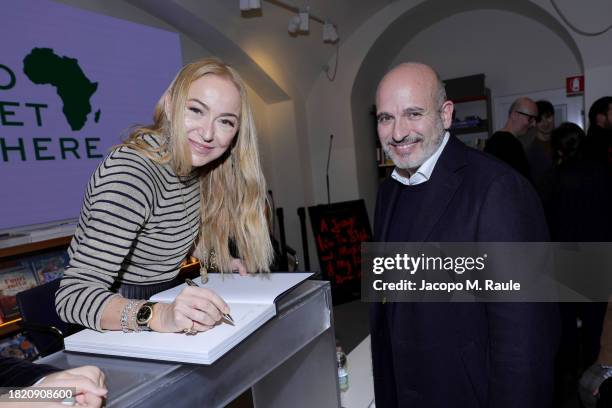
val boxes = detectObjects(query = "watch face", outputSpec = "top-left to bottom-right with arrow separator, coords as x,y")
136,305 -> 153,324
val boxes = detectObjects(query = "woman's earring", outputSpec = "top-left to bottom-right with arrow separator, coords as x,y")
199,249 -> 218,284
199,258 -> 208,284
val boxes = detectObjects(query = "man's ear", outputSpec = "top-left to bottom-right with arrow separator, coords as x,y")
440,100 -> 454,130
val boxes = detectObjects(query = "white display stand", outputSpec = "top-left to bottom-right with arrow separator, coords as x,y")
39,280 -> 340,408
341,335 -> 375,408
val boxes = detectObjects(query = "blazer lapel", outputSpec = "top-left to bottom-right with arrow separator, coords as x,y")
409,136 -> 466,242
379,182 -> 401,242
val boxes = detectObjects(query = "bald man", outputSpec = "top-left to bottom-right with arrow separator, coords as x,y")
371,63 -> 559,407
484,97 -> 538,180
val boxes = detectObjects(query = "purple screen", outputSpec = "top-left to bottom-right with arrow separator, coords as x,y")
0,0 -> 182,230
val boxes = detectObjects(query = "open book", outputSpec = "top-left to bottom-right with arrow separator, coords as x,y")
64,273 -> 312,364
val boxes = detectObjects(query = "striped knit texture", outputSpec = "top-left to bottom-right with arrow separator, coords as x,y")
55,135 -> 200,331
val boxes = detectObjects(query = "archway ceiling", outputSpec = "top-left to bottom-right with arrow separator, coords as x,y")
127,0 -> 392,102
354,0 -> 583,100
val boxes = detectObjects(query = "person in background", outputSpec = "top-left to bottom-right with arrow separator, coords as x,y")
56,58 -> 273,335
577,98 -> 612,408
580,301 -> 612,408
0,356 -> 106,407
525,100 -> 555,185
484,97 -> 537,180
550,121 -> 586,166
584,96 -> 612,164
371,62 -> 558,408
538,122 -> 612,406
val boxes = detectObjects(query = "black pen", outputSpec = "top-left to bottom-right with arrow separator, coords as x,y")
185,278 -> 235,324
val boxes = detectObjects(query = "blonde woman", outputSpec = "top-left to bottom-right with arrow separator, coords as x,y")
56,58 -> 273,334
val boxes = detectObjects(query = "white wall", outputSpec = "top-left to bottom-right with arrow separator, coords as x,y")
305,0 -> 612,238
391,10 -> 581,98
50,0 -> 612,271
52,0 -> 212,64
532,0 -> 612,124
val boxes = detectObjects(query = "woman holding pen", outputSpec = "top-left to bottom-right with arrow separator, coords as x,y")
55,58 -> 273,334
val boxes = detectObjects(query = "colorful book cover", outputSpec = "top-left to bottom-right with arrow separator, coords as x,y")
27,250 -> 69,285
0,333 -> 38,360
0,261 -> 38,318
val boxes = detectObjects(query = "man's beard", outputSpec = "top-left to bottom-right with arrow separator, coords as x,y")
385,118 -> 445,172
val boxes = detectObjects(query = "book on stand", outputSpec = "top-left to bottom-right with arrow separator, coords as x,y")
27,250 -> 69,284
64,272 -> 312,364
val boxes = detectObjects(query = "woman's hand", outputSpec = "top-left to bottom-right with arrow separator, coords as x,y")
230,257 -> 248,276
149,286 -> 230,333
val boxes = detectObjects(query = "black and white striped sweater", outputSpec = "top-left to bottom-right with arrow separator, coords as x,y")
56,135 -> 200,330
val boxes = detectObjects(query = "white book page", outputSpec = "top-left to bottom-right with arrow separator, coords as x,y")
150,272 -> 312,305
65,302 -> 274,364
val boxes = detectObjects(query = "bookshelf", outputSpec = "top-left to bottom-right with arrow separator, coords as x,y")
0,236 -> 201,342
0,237 -> 73,338
0,318 -> 22,337
0,237 -> 72,259
445,74 -> 492,149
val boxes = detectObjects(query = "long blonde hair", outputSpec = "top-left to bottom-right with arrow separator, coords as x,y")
121,58 -> 273,272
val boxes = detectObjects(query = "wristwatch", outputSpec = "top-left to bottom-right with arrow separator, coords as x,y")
136,301 -> 157,331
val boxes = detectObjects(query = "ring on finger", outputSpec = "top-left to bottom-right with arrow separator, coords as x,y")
183,320 -> 197,335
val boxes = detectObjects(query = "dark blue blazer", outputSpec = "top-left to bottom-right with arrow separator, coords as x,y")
0,356 -> 59,387
370,135 -> 559,408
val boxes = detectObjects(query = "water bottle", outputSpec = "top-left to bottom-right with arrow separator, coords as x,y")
336,346 -> 349,392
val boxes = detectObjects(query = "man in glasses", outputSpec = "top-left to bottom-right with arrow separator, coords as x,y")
484,97 -> 538,180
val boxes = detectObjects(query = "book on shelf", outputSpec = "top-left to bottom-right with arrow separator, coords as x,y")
0,333 -> 38,359
64,272 -> 313,364
0,261 -> 38,319
26,250 -> 69,284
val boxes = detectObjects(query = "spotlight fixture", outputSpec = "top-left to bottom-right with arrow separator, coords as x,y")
298,9 -> 309,32
245,0 -> 339,45
322,22 -> 339,43
288,14 -> 301,34
240,0 -> 261,11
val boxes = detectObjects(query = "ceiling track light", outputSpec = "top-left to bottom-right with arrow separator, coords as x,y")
298,9 -> 309,32
288,14 -> 300,34
240,0 -> 261,11
245,0 -> 339,44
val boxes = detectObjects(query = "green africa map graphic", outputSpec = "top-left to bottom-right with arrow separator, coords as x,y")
23,48 -> 100,131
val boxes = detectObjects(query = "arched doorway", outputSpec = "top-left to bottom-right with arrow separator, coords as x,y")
350,0 -> 584,214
